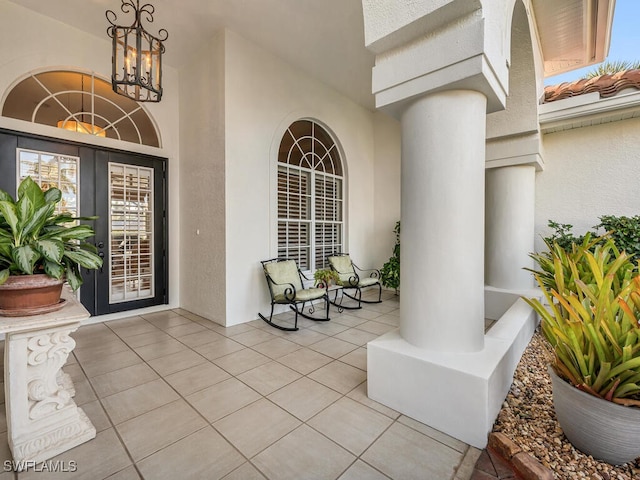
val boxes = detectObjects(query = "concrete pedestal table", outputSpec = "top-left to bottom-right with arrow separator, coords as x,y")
0,289 -> 95,465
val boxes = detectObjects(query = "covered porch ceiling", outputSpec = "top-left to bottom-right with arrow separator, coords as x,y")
532,0 -> 615,77
8,0 -> 615,110
8,0 -> 376,110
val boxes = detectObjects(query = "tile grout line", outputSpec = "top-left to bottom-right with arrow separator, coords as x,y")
75,312 -> 258,478
67,300 -> 407,479
160,312 -> 375,478
78,312 -> 250,477
71,338 -> 146,480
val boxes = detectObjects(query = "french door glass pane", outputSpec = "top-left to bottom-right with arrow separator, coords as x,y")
109,163 -> 154,303
17,149 -> 79,217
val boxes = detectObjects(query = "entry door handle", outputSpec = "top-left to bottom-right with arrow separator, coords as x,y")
97,246 -> 105,273
99,251 -> 105,273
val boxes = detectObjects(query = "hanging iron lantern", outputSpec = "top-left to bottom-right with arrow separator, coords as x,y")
106,0 -> 168,102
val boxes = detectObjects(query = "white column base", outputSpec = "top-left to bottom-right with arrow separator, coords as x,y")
10,406 -> 95,466
485,285 -> 541,321
5,324 -> 96,467
367,298 -> 538,448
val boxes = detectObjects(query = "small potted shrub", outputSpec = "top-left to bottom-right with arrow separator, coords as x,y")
525,239 -> 640,465
313,268 -> 339,289
0,177 -> 103,314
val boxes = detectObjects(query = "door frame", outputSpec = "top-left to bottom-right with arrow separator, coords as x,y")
94,151 -> 167,315
0,127 -> 168,316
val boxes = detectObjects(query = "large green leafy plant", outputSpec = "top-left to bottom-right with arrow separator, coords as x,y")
0,177 -> 103,291
525,240 -> 640,406
380,221 -> 400,293
527,233 -> 620,295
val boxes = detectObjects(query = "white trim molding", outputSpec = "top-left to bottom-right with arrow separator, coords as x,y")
539,90 -> 640,133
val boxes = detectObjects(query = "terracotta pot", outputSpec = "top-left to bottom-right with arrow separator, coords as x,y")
0,275 -> 64,314
549,366 -> 640,465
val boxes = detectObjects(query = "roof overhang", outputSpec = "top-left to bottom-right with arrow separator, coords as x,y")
531,0 -> 615,77
539,89 -> 640,133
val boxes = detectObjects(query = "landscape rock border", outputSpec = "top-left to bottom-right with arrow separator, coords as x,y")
491,331 -> 640,479
488,432 -> 553,480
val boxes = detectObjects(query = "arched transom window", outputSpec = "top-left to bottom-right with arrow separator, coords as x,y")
2,70 -> 160,147
277,120 -> 344,271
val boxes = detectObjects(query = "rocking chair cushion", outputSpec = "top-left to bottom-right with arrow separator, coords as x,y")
357,276 -> 379,288
264,260 -> 303,298
260,257 -> 331,331
274,287 -> 326,303
328,255 -> 355,284
325,253 -> 382,309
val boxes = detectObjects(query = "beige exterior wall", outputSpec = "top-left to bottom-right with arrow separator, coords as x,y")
179,33 -> 227,323
372,112 -> 401,269
178,29 -> 401,327
536,116 -> 640,252
0,4 -> 400,326
0,0 -> 182,314
223,30 -> 384,325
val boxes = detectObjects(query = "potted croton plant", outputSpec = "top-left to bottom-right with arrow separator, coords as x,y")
525,237 -> 640,465
0,177 -> 103,315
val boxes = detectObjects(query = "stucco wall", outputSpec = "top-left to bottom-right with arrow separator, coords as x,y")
486,0 -> 539,140
536,116 -> 640,252
223,30 -> 380,325
178,33 -> 227,323
0,2 -> 398,326
372,112 -> 401,269
0,0 -> 181,311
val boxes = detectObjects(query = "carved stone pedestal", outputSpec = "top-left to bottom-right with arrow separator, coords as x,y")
1,290 -> 95,466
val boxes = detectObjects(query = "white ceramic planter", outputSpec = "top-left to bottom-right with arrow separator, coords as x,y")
549,366 -> 640,465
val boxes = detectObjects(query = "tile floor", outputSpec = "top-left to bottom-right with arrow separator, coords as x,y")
0,291 -> 483,479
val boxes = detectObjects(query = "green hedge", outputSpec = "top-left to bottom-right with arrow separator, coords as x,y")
544,215 -> 640,263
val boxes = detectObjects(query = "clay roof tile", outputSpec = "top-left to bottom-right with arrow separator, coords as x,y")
544,69 -> 640,103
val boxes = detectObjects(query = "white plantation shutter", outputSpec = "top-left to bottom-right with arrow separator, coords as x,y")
277,120 -> 344,271
109,163 -> 154,302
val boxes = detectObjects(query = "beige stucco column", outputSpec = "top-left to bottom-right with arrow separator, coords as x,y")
400,89 -> 486,352
485,165 -> 536,289
362,1 -> 544,449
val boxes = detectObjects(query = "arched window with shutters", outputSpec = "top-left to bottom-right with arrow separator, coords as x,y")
277,120 -> 344,271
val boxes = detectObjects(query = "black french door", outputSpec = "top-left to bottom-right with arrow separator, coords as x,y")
0,129 -> 168,316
